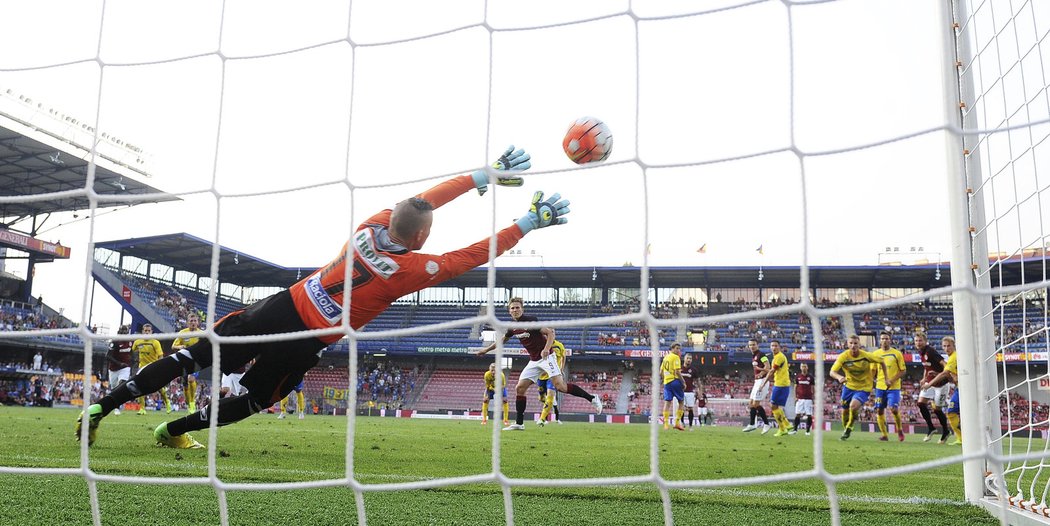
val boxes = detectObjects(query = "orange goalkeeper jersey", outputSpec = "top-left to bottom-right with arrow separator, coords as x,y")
289,174 -> 524,343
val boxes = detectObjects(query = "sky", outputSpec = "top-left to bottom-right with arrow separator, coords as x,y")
1,0 -> 1040,329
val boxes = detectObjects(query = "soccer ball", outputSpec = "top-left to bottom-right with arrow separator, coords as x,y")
562,117 -> 613,164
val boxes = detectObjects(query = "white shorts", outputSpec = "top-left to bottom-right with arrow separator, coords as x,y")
698,407 -> 709,416
749,379 -> 769,402
519,355 -> 562,384
108,367 -> 130,387
684,392 -> 697,406
795,399 -> 813,416
222,373 -> 247,396
920,385 -> 949,407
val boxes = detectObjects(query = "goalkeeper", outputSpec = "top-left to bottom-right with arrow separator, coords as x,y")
78,146 -> 570,449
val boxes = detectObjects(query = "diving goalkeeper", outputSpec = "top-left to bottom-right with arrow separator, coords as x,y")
77,146 -> 570,449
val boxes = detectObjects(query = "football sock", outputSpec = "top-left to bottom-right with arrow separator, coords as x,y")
663,410 -> 670,426
297,391 -> 305,413
676,408 -> 685,426
515,396 -> 527,425
892,411 -> 902,432
167,393 -> 260,436
935,408 -> 950,438
749,407 -> 757,426
757,406 -> 769,425
919,403 -> 935,430
482,401 -> 489,420
185,377 -> 196,409
565,383 -> 594,401
687,409 -> 694,426
280,396 -> 288,414
552,404 -> 560,420
540,398 -> 551,421
806,415 -> 813,431
776,408 -> 789,431
877,413 -> 888,436
947,413 -> 962,442
793,415 -> 801,431
99,356 -> 183,416
502,402 -> 509,422
845,408 -> 855,430
160,388 -> 171,409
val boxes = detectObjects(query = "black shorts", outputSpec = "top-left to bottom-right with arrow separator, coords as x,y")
186,290 -> 324,404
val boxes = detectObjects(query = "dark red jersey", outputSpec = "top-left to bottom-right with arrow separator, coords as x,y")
919,344 -> 947,386
107,341 -> 132,372
681,364 -> 700,391
503,314 -> 548,361
794,373 -> 814,400
752,351 -> 769,379
697,393 -> 707,408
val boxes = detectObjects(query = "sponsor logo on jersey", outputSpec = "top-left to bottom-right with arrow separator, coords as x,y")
425,260 -> 439,275
305,275 -> 342,324
354,228 -> 400,279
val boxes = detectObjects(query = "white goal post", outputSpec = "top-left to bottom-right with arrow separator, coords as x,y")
946,0 -> 1050,523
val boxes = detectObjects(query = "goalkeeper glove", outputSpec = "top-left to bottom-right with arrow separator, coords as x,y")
471,145 -> 531,196
515,191 -> 570,234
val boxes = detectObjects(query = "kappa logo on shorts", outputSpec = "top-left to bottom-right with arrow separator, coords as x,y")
305,275 -> 342,324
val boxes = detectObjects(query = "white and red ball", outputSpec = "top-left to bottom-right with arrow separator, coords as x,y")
562,116 -> 613,164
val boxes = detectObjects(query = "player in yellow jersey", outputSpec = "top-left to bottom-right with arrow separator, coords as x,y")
277,380 -> 306,420
829,335 -> 889,441
871,331 -> 907,442
482,363 -> 509,426
538,340 -> 567,426
922,336 -> 962,445
758,340 -> 792,437
171,314 -> 201,413
661,343 -> 686,431
131,324 -> 171,414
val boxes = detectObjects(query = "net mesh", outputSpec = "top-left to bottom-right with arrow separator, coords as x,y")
1,1 -> 1049,525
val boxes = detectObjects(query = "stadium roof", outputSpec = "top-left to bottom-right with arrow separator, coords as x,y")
96,232 -> 1049,292
0,106 -> 176,221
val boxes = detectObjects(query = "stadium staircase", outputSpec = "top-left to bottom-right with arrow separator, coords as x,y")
91,262 -> 175,333
840,314 -> 857,339
617,369 -> 637,413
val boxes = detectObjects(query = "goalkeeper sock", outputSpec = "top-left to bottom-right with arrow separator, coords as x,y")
99,356 -> 182,416
515,396 -> 527,425
167,394 -> 260,436
918,403 -> 935,430
565,383 -> 594,401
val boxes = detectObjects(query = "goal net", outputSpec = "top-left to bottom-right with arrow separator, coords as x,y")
0,1 -> 1047,525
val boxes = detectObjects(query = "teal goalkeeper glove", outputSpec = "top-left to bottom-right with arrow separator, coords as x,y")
515,191 -> 570,234
471,145 -> 532,196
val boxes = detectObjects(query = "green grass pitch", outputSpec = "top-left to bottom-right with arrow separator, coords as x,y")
0,407 -> 999,525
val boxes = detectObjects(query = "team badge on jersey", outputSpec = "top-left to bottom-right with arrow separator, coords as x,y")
425,260 -> 439,275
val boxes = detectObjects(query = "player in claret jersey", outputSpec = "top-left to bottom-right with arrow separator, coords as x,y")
742,338 -> 772,433
104,325 -> 133,415
477,298 -> 602,431
915,332 -> 951,444
680,352 -> 700,430
79,146 -> 574,448
790,362 -> 814,435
